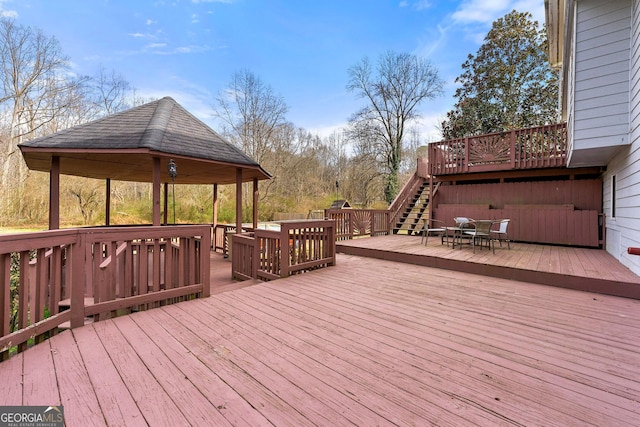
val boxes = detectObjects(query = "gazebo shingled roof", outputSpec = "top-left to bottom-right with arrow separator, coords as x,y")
19,96 -> 271,185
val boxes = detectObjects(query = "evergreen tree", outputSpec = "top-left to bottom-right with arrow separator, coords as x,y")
441,10 -> 559,139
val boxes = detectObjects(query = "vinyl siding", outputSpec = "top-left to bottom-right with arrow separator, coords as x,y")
601,0 -> 640,274
572,0 -> 631,153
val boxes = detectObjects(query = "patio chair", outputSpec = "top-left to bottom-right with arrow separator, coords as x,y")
490,219 -> 511,249
420,219 -> 447,246
451,217 -> 475,248
464,220 -> 494,253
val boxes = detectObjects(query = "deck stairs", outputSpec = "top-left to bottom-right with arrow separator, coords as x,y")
393,181 -> 433,235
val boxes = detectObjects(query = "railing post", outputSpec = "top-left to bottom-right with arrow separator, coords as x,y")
280,224 -> 290,278
329,222 -> 336,266
349,211 -> 355,239
464,137 -> 470,172
369,211 -> 375,237
70,230 -> 86,329
252,232 -> 260,280
510,129 -> 516,168
200,228 -> 211,297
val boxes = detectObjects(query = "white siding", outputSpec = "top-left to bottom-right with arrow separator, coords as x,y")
602,0 -> 640,275
572,0 -> 631,154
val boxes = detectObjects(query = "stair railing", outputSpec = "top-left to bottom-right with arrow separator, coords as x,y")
388,172 -> 425,232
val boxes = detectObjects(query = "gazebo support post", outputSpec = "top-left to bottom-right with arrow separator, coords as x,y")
49,155 -> 60,230
152,157 -> 161,226
212,183 -> 218,229
105,178 -> 111,226
253,178 -> 258,229
236,168 -> 242,233
163,182 -> 168,225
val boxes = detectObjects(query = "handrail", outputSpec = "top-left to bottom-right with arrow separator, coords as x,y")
388,173 -> 426,232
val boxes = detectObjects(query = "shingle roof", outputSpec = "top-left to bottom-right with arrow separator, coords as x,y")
19,97 -> 271,185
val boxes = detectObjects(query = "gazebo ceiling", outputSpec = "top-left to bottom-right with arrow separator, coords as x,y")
19,97 -> 271,185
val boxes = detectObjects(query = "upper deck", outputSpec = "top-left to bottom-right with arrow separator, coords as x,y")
428,123 -> 567,176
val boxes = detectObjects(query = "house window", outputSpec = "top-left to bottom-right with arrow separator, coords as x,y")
611,175 -> 616,219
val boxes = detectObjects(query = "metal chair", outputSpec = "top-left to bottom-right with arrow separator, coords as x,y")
464,220 -> 494,253
490,219 -> 511,249
420,219 -> 446,246
451,217 -> 474,248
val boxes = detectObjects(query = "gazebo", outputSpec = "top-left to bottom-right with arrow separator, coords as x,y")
18,96 -> 271,232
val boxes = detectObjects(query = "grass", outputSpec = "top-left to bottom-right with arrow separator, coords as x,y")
0,227 -> 44,235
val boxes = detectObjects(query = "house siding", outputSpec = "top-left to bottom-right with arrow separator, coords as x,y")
572,0 -> 631,155
566,3 -> 577,160
602,0 -> 640,274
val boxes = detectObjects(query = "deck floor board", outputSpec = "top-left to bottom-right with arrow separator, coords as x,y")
250,265 -> 639,425
3,242 -> 640,425
22,340 -> 58,406
72,324 -> 146,427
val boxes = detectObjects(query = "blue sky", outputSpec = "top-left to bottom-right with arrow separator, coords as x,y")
2,0 -> 545,141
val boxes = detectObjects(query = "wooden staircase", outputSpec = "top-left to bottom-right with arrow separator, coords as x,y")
393,181 -> 435,235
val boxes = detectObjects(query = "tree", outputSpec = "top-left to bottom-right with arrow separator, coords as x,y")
0,18 -> 83,190
441,10 -> 559,139
92,65 -> 132,116
214,69 -> 289,165
347,51 -> 444,204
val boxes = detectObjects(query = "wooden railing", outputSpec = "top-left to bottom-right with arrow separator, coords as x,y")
387,173 -> 425,234
428,123 -> 567,175
231,220 -> 336,281
0,225 -> 211,360
213,224 -> 254,255
324,209 -> 391,240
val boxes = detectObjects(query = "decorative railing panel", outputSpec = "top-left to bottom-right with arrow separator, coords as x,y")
1,225 -> 210,360
428,123 -> 567,175
325,209 -> 391,240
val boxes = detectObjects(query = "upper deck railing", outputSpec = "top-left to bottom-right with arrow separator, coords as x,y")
428,123 -> 567,175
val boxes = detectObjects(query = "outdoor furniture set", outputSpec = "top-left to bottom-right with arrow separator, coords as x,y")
421,218 -> 510,254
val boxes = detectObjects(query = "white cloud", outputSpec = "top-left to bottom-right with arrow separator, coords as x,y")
452,0 -> 510,25
452,0 -> 544,26
0,0 -> 17,18
414,1 -> 432,11
309,123 -> 347,139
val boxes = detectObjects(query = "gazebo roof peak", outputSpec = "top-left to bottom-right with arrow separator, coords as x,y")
19,96 -> 271,185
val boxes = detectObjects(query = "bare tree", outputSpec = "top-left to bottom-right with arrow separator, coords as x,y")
214,69 -> 289,165
0,18 -> 83,192
92,65 -> 132,115
347,50 -> 444,204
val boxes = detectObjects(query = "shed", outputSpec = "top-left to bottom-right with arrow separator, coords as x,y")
330,200 -> 351,209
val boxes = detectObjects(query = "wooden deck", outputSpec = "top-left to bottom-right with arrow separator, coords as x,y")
2,246 -> 640,425
338,235 -> 640,299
